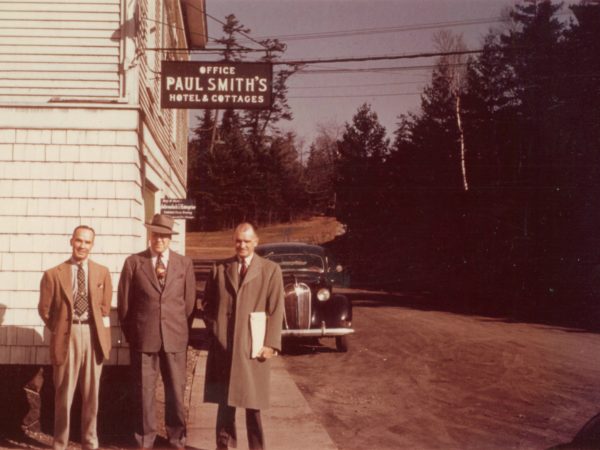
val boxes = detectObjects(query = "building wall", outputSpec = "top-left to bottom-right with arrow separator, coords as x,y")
138,0 -> 189,185
0,105 -> 139,365
0,0 -> 194,365
0,0 -> 122,103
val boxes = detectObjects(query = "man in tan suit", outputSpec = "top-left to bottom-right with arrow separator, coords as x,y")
38,225 -> 113,450
203,223 -> 284,450
118,214 -> 196,449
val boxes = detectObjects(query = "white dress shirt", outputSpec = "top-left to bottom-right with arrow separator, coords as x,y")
238,254 -> 254,274
151,248 -> 170,269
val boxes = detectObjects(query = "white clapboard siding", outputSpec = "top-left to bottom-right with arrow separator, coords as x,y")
0,11 -> 118,21
0,0 -> 121,101
0,37 -> 120,48
0,28 -> 119,39
0,46 -> 119,56
0,89 -> 118,97
0,54 -> 118,64
0,20 -> 120,30
0,79 -> 117,88
0,68 -> 119,78
0,0 -> 110,3
0,2 -> 118,13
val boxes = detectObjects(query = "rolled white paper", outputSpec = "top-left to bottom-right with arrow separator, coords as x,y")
250,311 -> 267,359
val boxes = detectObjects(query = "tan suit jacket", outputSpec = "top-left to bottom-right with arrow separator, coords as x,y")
38,259 -> 113,366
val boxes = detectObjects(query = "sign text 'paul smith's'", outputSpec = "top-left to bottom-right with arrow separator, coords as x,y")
161,61 -> 273,110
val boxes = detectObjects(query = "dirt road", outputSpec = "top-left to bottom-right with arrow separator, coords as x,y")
283,289 -> 600,450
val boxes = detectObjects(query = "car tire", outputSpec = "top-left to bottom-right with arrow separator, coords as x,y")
281,339 -> 292,355
335,335 -> 349,352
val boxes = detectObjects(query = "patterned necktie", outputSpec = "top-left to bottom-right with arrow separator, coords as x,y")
74,262 -> 88,316
239,258 -> 247,286
156,253 -> 166,289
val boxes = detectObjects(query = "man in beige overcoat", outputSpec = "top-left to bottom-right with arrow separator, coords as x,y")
203,222 -> 284,450
38,225 -> 112,450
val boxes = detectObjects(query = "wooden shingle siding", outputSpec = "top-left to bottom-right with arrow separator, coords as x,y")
0,106 -> 143,365
0,0 -> 199,364
0,0 -> 121,101
137,0 -> 187,185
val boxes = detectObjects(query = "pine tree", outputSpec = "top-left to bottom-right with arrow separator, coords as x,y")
335,104 -> 390,279
187,110 -> 215,230
187,14 -> 309,229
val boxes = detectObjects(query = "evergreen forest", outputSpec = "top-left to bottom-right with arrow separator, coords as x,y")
188,1 -> 600,320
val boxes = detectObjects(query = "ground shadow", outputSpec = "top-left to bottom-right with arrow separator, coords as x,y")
0,363 -> 135,448
281,337 -> 338,357
97,366 -> 135,447
189,326 -> 210,352
0,303 -> 47,444
548,412 -> 600,449
343,288 -> 600,333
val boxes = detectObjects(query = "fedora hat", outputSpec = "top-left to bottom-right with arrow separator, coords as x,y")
145,214 -> 178,235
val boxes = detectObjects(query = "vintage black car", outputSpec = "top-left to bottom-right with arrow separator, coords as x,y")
255,242 -> 354,352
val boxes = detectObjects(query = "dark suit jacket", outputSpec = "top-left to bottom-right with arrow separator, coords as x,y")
38,259 -> 113,365
117,248 -> 196,353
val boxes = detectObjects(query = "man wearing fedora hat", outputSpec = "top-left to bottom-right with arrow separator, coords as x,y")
118,214 -> 196,449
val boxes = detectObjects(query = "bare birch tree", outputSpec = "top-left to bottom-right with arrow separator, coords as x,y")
434,30 -> 469,191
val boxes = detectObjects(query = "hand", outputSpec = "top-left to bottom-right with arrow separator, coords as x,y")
257,346 -> 278,360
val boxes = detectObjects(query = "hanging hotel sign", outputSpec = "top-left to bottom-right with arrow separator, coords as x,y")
161,61 -> 273,110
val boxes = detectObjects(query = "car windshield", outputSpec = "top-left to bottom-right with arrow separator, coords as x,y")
263,253 -> 325,273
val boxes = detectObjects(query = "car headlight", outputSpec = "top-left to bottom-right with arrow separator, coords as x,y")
316,288 -> 331,301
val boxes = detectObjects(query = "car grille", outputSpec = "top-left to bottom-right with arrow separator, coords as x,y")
283,282 -> 311,330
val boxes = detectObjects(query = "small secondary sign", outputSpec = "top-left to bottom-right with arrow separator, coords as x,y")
161,61 -> 273,109
160,198 -> 196,220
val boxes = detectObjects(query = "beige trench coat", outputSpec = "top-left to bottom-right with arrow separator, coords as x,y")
203,254 -> 284,410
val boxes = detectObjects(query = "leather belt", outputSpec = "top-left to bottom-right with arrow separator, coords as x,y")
72,318 -> 91,325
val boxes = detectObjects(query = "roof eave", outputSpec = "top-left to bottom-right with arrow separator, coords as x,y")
180,0 -> 208,50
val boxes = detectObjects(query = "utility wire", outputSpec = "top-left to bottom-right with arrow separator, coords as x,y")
249,16 -> 506,42
277,49 -> 481,66
289,92 -> 422,99
297,63 -> 468,75
289,80 -> 425,89
142,5 -> 267,52
243,9 -> 574,42
141,5 -> 575,53
199,7 -> 270,51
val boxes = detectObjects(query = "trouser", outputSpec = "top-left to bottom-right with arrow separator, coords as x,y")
216,403 -> 264,450
130,349 -> 187,448
53,323 -> 103,450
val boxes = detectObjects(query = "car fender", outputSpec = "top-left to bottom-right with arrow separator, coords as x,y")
325,294 -> 352,325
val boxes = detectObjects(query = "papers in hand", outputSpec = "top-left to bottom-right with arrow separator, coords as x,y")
250,311 -> 267,359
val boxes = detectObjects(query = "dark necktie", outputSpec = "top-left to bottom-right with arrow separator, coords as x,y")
156,253 -> 166,289
74,263 -> 88,316
239,259 -> 247,286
